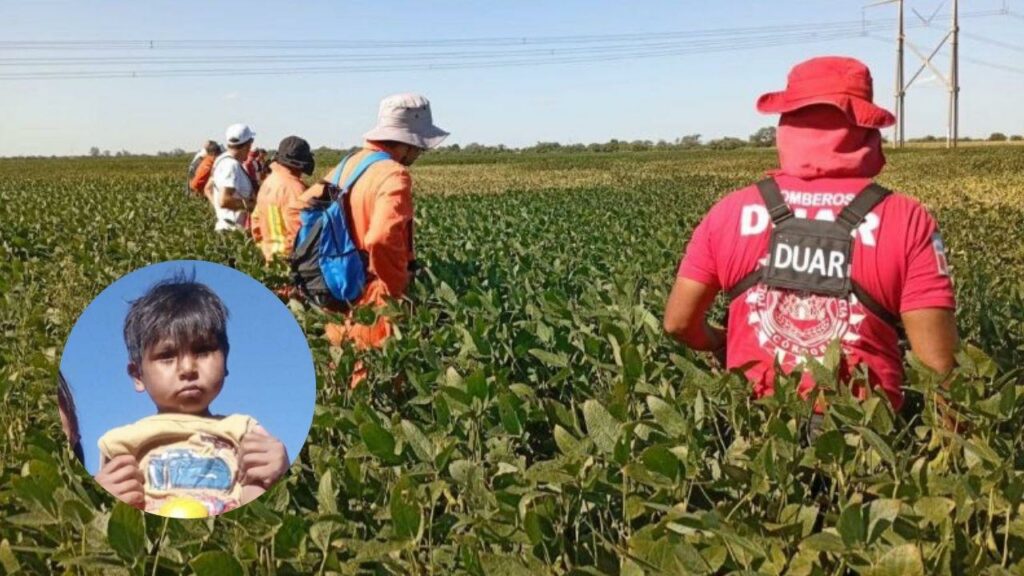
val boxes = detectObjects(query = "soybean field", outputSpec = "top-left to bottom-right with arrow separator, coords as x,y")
1,147 -> 1023,575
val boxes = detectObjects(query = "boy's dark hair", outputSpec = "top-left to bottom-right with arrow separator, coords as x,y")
123,270 -> 230,367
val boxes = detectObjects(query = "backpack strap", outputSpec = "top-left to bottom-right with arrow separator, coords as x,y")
727,269 -> 761,302
212,153 -> 229,175
330,153 -> 354,188
332,151 -> 392,193
836,183 -> 891,232
837,183 -> 900,329
726,178 -> 789,301
211,154 -> 253,192
851,281 -> 901,329
756,178 -> 793,225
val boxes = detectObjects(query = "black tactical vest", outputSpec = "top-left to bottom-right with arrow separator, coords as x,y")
727,178 -> 901,329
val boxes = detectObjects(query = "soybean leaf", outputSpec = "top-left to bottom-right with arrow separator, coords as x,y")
640,445 -> 679,480
309,521 -> 337,553
529,349 -> 569,369
800,532 -> 845,553
107,502 -> 145,564
853,426 -> 896,463
553,425 -> 584,457
317,469 -> 338,515
646,396 -> 688,438
400,419 -> 434,462
583,399 -> 620,455
838,503 -> 866,547
390,484 -> 422,541
913,497 -> 955,527
190,551 -> 244,576
360,421 -> 401,464
865,544 -> 925,576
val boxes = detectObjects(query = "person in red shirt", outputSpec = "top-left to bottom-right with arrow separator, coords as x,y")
663,56 -> 959,414
244,148 -> 270,190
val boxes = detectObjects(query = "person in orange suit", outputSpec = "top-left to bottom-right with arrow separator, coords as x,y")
189,141 -> 222,197
250,136 -> 315,263
302,94 -> 448,385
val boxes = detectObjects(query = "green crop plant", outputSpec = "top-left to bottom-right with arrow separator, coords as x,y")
1,147 -> 1022,575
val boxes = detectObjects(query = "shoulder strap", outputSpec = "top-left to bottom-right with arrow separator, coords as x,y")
334,151 -> 392,193
212,154 -> 255,194
726,178 -> 788,300
330,153 -> 354,187
836,183 -> 891,232
727,269 -> 761,301
756,178 -> 793,225
851,281 -> 901,329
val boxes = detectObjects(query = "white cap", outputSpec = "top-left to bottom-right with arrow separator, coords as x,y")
363,93 -> 448,149
225,123 -> 255,147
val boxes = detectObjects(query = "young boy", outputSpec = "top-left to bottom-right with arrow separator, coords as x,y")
95,273 -> 289,517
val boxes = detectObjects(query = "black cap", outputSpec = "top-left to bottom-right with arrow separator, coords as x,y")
274,136 -> 315,175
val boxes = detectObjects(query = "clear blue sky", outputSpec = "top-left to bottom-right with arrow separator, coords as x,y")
59,260 -> 316,475
1,0 -> 1022,156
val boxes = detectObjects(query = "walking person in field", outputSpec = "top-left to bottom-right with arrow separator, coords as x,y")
206,124 -> 257,232
244,148 -> 271,190
185,140 -> 217,197
250,136 -> 315,263
189,141 -> 222,198
296,93 -> 448,386
663,56 -> 959,421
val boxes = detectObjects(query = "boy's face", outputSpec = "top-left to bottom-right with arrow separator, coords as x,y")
129,337 -> 226,416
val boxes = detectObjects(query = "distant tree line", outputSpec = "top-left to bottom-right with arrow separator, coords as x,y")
56,128 -> 1022,159
425,127 -> 780,155
907,132 -> 1022,143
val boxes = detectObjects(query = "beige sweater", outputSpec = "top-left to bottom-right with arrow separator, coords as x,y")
98,413 -> 256,516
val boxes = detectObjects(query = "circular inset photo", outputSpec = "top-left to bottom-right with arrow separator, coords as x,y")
58,260 -> 316,519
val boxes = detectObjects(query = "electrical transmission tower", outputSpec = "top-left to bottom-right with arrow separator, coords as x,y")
866,0 -> 960,148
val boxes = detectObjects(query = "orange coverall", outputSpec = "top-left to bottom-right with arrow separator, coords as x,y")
189,155 -> 216,196
300,142 -> 415,359
250,162 -> 309,263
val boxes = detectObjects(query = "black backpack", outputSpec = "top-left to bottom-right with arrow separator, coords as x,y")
726,178 -> 901,331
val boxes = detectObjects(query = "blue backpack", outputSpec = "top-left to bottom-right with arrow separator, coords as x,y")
290,151 -> 390,309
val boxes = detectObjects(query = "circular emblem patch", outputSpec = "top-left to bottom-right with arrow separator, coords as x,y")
747,285 -> 865,365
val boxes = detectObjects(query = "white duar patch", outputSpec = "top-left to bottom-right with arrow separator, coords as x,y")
772,243 -> 848,279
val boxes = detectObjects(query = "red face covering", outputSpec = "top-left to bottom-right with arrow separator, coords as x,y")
771,105 -> 886,179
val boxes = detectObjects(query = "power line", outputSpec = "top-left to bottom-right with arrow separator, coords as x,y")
0,27 -> 900,67
0,9 -> 1009,52
0,18 -> 922,51
961,31 -> 1024,53
0,8 -> 1011,80
962,55 -> 1024,75
867,33 -> 1024,77
0,29 -> 882,80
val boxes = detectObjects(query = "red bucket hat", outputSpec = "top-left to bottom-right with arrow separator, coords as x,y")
757,56 -> 895,129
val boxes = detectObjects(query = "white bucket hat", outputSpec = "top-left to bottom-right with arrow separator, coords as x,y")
363,93 -> 449,149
